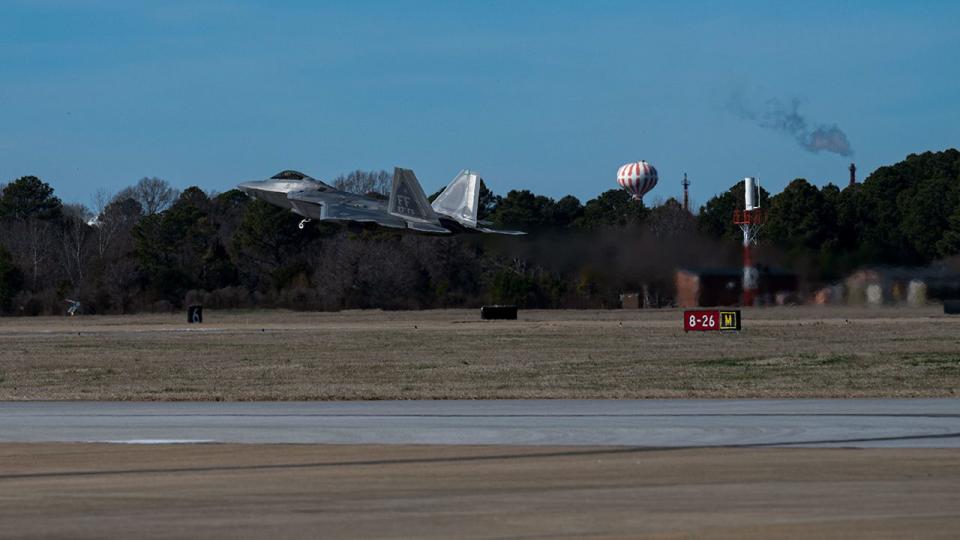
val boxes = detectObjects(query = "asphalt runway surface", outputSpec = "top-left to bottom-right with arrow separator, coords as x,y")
3,443 -> 958,540
3,399 -> 959,447
4,400 -> 960,538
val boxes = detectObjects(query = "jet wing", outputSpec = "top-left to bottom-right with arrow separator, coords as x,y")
287,189 -> 425,231
286,192 -> 323,219
476,227 -> 526,235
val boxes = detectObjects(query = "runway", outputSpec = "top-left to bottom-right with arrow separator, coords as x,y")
4,400 -> 960,538
3,399 -> 959,447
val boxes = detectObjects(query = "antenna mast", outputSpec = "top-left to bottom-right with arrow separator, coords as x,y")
733,177 -> 765,306
682,173 -> 690,212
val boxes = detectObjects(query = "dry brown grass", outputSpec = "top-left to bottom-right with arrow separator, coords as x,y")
0,306 -> 958,400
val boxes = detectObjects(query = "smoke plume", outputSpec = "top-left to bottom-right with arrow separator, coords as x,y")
729,94 -> 854,157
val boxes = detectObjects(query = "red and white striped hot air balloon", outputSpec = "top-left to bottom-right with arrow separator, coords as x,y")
617,161 -> 658,201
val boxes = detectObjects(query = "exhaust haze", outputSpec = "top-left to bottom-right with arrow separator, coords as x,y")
729,94 -> 854,157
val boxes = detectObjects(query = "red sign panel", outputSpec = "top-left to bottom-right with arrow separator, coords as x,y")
684,310 -> 741,332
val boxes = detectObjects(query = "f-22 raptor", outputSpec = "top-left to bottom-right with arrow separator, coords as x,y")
238,168 -> 524,235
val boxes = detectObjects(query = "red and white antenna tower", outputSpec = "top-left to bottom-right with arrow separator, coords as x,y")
733,177 -> 765,306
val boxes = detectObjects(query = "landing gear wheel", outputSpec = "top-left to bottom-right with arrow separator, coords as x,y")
298,218 -> 311,230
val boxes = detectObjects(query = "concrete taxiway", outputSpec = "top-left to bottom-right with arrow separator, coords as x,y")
2,399 -> 959,447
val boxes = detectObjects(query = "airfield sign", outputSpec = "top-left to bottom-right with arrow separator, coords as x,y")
684,309 -> 741,332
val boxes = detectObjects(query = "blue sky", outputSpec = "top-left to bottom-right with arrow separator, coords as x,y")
1,1 -> 958,208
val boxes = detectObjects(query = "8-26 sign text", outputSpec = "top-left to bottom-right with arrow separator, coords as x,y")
683,309 -> 741,332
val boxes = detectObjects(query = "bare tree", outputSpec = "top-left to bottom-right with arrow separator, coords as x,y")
313,233 -> 419,309
91,189 -> 115,257
63,203 -> 93,223
3,218 -> 56,290
91,188 -> 112,220
102,257 -> 138,313
91,195 -> 143,258
117,177 -> 179,215
59,211 -> 92,289
332,170 -> 391,197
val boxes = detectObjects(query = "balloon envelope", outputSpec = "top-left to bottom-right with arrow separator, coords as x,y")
617,161 -> 658,200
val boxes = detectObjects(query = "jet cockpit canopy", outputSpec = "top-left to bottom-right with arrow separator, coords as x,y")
271,170 -> 312,181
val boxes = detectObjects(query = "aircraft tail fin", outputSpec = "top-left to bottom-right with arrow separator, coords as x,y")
388,168 -> 443,227
430,169 -> 480,227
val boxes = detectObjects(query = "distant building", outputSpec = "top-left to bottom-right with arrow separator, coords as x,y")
619,285 -> 663,309
844,266 -> 960,306
619,292 -> 641,309
675,266 -> 800,307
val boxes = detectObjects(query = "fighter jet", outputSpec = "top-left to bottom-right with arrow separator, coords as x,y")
238,168 -> 524,235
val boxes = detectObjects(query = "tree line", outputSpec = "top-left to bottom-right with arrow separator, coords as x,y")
0,148 -> 956,315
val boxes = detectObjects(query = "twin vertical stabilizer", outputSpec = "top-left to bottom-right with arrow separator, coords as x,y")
388,168 -> 448,233
431,169 -> 480,227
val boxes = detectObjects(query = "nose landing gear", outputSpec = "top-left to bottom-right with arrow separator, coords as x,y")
298,218 -> 311,230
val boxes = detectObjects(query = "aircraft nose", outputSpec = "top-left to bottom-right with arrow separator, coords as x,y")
237,180 -> 265,196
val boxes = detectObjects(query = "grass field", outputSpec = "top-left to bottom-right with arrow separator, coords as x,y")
0,306 -> 958,400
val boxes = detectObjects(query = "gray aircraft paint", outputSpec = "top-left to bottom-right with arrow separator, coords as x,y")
238,168 -> 523,235
432,169 -> 480,226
